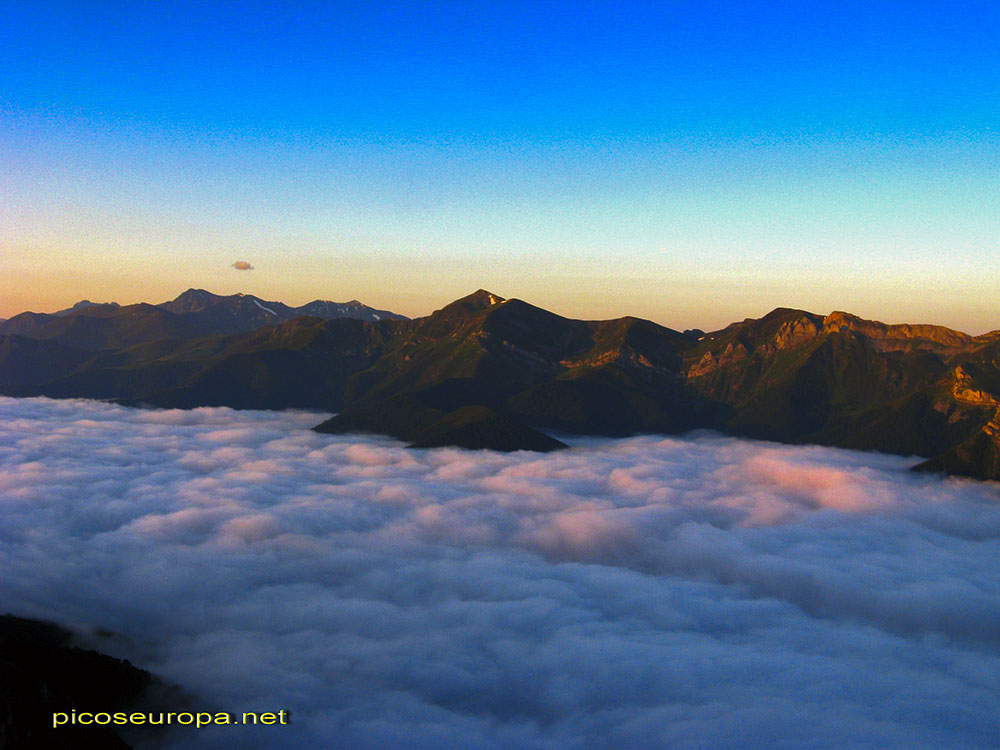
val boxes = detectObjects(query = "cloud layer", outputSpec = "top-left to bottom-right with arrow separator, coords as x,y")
1,397 -> 999,749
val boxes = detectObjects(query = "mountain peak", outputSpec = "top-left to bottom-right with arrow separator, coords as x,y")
53,300 -> 120,317
176,288 -> 217,299
430,290 -> 506,315
451,289 -> 506,310
159,289 -> 226,315
416,290 -> 506,337
473,289 -> 505,305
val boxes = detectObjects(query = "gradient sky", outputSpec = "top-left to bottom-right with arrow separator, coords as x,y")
2,1 -> 998,332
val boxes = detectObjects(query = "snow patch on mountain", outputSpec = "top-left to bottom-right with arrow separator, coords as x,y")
252,299 -> 277,315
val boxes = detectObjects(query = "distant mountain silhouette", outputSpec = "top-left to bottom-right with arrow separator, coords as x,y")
53,300 -> 121,317
0,289 -> 406,350
2,289 -> 1000,480
159,288 -> 406,328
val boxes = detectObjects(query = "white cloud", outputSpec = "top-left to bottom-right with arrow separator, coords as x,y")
1,397 -> 999,748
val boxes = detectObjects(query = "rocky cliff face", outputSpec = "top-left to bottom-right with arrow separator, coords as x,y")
822,311 -> 974,354
912,364 -> 1000,479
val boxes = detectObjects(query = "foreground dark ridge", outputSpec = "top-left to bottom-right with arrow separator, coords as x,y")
1,289 -> 1000,481
0,614 -> 185,748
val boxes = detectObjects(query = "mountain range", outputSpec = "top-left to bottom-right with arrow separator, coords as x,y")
2,288 -> 999,481
0,289 -> 404,351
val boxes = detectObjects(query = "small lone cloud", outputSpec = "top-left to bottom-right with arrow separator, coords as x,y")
232,261 -> 254,271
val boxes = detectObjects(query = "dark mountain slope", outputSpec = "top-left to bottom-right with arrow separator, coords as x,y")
317,291 -> 599,449
318,292 -> 703,449
0,311 -> 61,337
0,335 -> 93,388
505,316 -> 705,435
320,395 -> 567,452
0,304 -> 211,351
34,317 -> 400,411
340,292 -> 594,408
0,614 -> 184,749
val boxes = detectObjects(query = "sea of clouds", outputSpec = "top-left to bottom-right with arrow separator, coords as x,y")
1,396 -> 999,749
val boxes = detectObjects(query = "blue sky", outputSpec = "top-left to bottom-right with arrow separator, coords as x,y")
2,1 -> 998,331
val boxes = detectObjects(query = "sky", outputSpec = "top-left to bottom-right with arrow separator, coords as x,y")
2,1 -> 998,332
3,397 -> 1000,748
